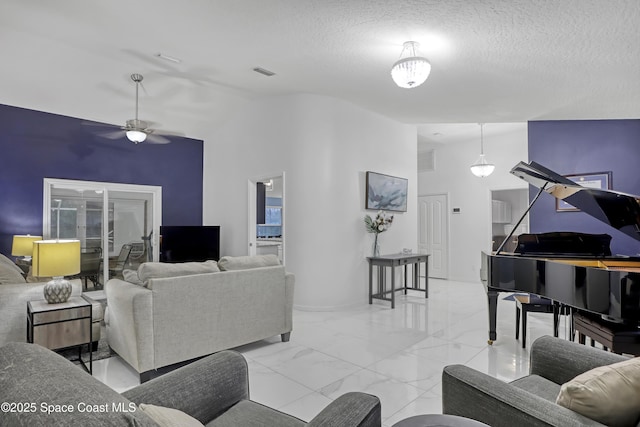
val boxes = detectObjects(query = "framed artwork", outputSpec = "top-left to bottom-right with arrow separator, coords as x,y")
365,171 -> 408,212
556,171 -> 612,212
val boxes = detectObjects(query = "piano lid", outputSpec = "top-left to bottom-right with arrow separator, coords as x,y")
511,161 -> 640,243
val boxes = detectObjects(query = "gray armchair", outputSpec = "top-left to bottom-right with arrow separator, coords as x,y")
125,348 -> 381,426
442,335 -> 631,427
0,342 -> 381,426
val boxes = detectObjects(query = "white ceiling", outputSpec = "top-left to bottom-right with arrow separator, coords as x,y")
1,0 -> 639,143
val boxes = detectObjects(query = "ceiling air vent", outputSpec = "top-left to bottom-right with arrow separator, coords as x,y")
253,67 -> 276,77
418,149 -> 435,172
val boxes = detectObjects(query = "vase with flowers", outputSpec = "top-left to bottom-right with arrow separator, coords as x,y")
364,210 -> 394,257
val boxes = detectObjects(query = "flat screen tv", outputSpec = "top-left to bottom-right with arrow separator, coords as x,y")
160,225 -> 220,263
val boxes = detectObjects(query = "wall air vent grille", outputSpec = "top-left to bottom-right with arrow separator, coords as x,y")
418,149 -> 435,172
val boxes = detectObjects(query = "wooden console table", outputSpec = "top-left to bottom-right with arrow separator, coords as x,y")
367,253 -> 429,308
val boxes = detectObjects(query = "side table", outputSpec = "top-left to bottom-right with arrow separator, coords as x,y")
27,296 -> 93,373
367,253 -> 429,309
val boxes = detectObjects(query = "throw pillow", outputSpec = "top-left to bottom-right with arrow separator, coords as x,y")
137,260 -> 220,287
0,254 -> 26,284
556,356 -> 640,427
122,268 -> 144,286
138,404 -> 204,427
217,254 -> 280,271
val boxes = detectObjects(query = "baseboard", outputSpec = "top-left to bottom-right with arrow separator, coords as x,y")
293,300 -> 366,312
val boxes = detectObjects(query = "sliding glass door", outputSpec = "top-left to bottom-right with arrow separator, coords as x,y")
43,179 -> 161,287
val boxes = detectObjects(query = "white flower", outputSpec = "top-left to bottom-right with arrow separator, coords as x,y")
378,224 -> 384,231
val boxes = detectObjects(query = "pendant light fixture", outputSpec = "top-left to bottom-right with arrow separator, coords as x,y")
126,74 -> 147,143
470,123 -> 495,178
391,41 -> 431,89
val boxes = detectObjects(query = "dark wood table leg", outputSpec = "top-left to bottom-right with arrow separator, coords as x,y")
487,289 -> 499,344
515,304 -> 521,340
368,262 -> 373,304
404,264 -> 408,295
424,260 -> 428,298
522,305 -> 528,348
391,265 -> 395,309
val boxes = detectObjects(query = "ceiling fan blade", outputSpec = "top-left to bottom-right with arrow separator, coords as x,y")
99,129 -> 127,140
144,133 -> 171,144
153,128 -> 185,137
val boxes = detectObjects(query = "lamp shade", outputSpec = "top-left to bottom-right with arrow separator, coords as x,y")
11,235 -> 42,257
32,240 -> 81,277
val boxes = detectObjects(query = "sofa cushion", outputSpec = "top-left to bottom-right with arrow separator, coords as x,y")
138,260 -> 220,287
511,374 -> 562,403
0,254 -> 26,284
217,254 -> 280,271
556,356 -> 640,427
208,400 -> 305,427
139,403 -> 204,427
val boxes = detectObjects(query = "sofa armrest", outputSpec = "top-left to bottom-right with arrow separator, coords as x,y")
529,335 -> 628,384
442,364 -> 605,427
123,350 -> 249,425
307,392 -> 381,427
104,279 -> 154,373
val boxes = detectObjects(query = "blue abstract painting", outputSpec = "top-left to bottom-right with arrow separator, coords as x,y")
366,172 -> 408,212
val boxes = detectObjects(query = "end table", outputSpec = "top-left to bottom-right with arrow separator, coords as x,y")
27,296 -> 93,373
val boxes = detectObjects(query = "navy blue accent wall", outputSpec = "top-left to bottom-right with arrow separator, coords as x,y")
528,119 -> 640,255
0,104 -> 204,256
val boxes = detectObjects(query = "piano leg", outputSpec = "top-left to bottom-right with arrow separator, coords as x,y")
487,289 -> 499,344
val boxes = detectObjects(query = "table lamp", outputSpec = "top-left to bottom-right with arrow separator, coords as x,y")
11,235 -> 42,261
32,239 -> 80,304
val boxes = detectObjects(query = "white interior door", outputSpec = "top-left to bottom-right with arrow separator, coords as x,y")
419,194 -> 448,279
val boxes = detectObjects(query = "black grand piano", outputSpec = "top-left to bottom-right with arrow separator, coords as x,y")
483,161 -> 640,344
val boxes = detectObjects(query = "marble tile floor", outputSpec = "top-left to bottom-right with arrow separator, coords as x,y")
92,278 -> 574,426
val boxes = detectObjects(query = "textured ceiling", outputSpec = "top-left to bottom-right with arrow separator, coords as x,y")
1,0 -> 639,141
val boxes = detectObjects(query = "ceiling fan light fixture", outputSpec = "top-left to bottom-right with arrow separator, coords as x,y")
470,123 -> 495,178
126,130 -> 147,143
391,41 -> 431,89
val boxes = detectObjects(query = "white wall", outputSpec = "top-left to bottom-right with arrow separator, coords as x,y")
417,125 -> 528,283
203,94 -> 417,310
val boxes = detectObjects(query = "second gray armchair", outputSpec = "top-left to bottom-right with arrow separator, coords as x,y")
442,335 -> 631,427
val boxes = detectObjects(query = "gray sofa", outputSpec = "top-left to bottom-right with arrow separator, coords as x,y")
0,342 -> 381,426
105,255 -> 294,381
0,253 -> 103,348
442,335 -> 634,427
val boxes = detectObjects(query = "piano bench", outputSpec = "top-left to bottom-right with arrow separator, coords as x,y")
573,312 -> 640,356
515,295 -> 570,348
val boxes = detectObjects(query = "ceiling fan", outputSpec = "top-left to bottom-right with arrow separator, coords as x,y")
90,73 -> 180,145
